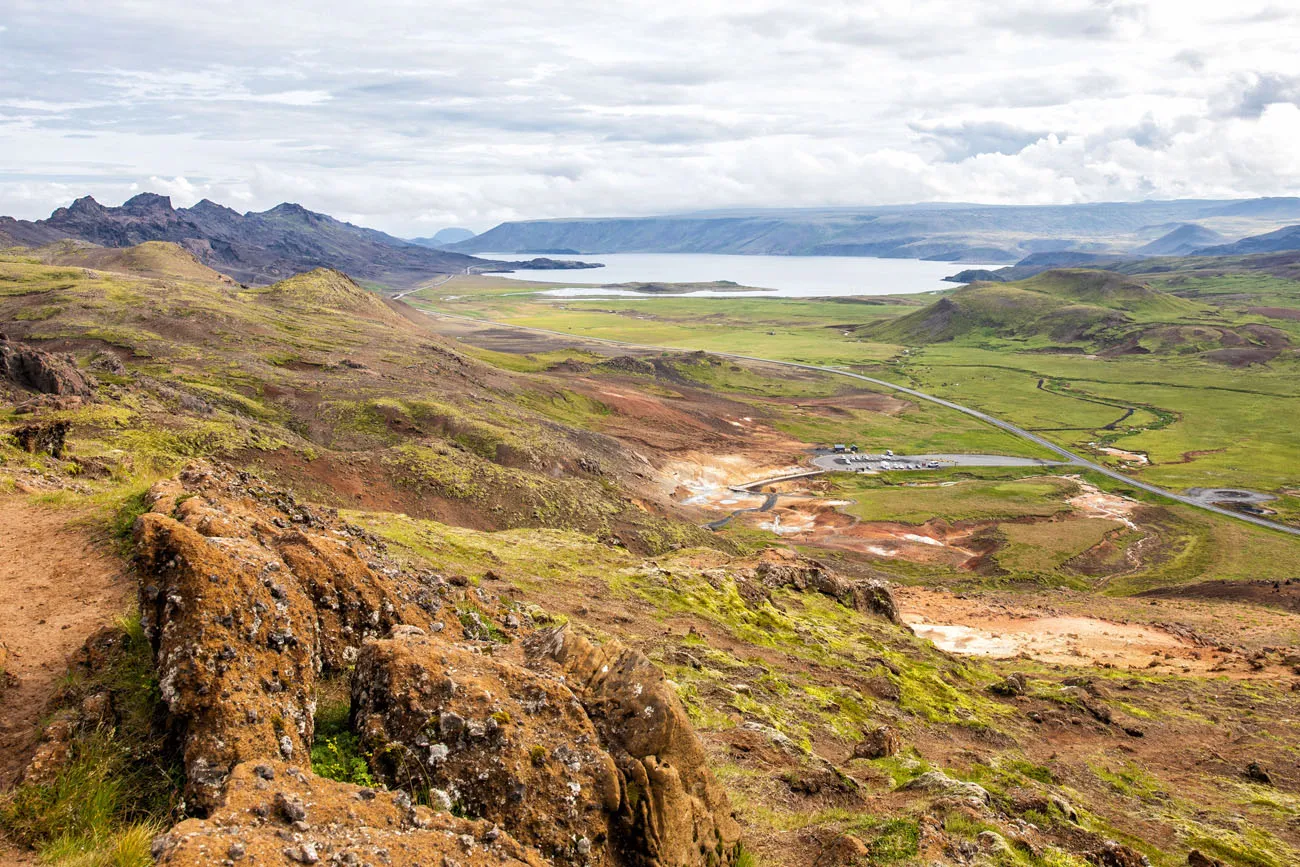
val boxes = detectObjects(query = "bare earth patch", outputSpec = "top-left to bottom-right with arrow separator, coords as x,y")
897,586 -> 1293,677
0,498 -> 133,788
1066,476 -> 1140,529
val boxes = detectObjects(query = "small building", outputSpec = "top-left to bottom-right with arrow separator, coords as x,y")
849,444 -> 859,453
833,444 -> 847,453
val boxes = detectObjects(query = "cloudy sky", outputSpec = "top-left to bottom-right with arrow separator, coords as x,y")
2,0 -> 1298,235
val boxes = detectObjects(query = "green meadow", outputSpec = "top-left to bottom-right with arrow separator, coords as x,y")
414,270 -> 1300,499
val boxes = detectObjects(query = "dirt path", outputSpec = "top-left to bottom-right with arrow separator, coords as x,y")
0,498 -> 133,789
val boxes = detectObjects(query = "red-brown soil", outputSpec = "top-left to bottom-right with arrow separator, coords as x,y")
1247,306 -> 1300,321
567,373 -> 804,458
1138,578 -> 1300,614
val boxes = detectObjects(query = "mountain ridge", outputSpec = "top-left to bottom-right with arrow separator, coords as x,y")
446,198 -> 1300,262
1194,223 -> 1300,256
24,193 -> 490,287
407,227 -> 476,248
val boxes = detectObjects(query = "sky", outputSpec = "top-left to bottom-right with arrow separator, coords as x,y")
1,0 -> 1299,236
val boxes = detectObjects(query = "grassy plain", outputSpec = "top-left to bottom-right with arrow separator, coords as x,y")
829,473 -> 1075,524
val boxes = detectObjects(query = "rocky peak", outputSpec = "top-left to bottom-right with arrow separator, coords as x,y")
52,196 -> 106,219
264,202 -> 317,221
184,198 -> 242,219
120,192 -> 175,216
19,191 -> 489,286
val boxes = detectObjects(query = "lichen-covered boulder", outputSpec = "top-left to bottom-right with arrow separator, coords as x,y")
353,633 -> 622,865
528,627 -> 743,867
134,464 -> 430,811
151,760 -> 548,866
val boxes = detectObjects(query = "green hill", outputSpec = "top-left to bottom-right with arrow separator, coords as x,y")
41,239 -> 236,284
867,285 -> 1124,344
865,269 -> 1239,353
252,267 -> 404,323
1013,269 -> 1191,311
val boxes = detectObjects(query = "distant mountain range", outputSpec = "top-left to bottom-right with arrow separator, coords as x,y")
447,198 -> 1300,263
6,195 -> 1300,286
407,227 -> 477,249
0,195 -> 496,288
943,220 -> 1300,284
1195,224 -> 1300,257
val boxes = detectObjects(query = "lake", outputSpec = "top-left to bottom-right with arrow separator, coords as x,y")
479,252 -> 986,297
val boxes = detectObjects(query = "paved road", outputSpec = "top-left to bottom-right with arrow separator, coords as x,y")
703,491 -> 778,531
407,305 -> 1300,538
394,266 -> 477,300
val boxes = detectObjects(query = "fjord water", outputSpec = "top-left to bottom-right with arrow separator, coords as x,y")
483,252 -> 993,297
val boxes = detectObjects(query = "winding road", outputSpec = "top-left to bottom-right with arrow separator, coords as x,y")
703,492 -> 778,531
406,303 -> 1300,538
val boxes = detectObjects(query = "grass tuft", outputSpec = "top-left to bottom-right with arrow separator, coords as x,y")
0,611 -> 179,864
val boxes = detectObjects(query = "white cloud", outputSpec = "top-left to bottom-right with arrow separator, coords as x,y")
146,176 -> 208,206
0,0 -> 1296,233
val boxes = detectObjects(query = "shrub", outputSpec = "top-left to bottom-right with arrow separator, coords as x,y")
310,732 -> 374,787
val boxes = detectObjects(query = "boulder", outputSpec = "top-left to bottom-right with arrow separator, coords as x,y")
852,725 -> 901,760
597,356 -> 656,376
753,550 -> 901,623
130,463 -> 746,865
1006,788 -> 1078,823
900,770 -> 991,805
814,833 -> 869,866
11,420 -> 71,458
0,335 -> 95,397
989,673 -> 1028,696
528,626 -> 744,867
19,718 -> 76,786
353,633 -> 621,865
1086,841 -> 1151,867
151,760 -> 548,866
1245,761 -> 1273,785
978,830 -> 1015,855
